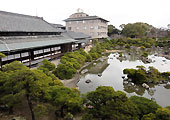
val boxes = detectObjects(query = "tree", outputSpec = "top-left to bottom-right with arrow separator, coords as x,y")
108,25 -> 120,36
84,86 -> 139,120
0,61 -> 53,120
155,108 -> 170,120
47,86 -> 83,118
130,96 -> 160,118
53,62 -> 76,79
121,22 -> 152,38
39,59 -> 55,71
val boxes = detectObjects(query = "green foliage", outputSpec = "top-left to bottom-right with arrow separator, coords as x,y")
121,22 -> 151,38
34,104 -> 48,118
142,52 -> 149,57
89,52 -> 98,60
54,62 -> 76,79
2,61 -> 29,72
155,108 -> 170,120
130,96 -> 160,118
39,59 -> 55,71
123,68 -> 147,84
0,52 -> 6,58
84,86 -> 139,120
123,66 -> 167,84
47,86 -> 83,117
108,25 -> 120,36
142,113 -> 156,120
82,113 -> 93,120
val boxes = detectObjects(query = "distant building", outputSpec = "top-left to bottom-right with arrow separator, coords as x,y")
51,23 -> 66,30
64,9 -> 109,39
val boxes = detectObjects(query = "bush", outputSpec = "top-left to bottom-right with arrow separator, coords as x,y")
89,53 -> 99,60
53,62 -> 76,80
39,59 -> 55,71
130,96 -> 160,118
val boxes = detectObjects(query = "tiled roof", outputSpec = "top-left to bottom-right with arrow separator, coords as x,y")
0,11 -> 61,32
64,16 -> 109,22
63,31 -> 91,39
0,35 -> 77,52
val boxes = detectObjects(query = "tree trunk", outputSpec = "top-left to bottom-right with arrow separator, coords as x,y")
26,94 -> 35,120
8,106 -> 13,114
60,105 -> 65,117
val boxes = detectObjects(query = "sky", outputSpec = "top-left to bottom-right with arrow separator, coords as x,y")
0,0 -> 170,29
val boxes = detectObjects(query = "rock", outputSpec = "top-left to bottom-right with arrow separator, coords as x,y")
151,97 -> 156,102
122,76 -> 125,79
123,81 -> 128,84
142,83 -> 149,89
98,73 -> 102,77
85,79 -> 91,83
81,69 -> 88,74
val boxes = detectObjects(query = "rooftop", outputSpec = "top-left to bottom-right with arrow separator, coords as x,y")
0,35 -> 77,52
63,31 -> 91,39
64,15 -> 109,22
0,11 -> 62,33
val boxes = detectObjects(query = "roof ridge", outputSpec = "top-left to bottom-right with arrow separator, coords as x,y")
0,10 -> 41,19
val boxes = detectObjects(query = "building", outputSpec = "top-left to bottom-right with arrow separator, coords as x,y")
64,9 -> 109,39
50,23 -> 66,30
62,31 -> 92,50
0,10 -> 78,67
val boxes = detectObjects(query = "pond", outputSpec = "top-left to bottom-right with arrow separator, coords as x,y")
77,52 -> 170,107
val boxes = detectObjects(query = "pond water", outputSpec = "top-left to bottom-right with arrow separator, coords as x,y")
77,53 -> 170,107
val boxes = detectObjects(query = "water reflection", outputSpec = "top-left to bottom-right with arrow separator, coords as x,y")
77,52 -> 170,107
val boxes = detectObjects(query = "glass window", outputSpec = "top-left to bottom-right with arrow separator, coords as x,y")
83,20 -> 86,24
83,26 -> 86,30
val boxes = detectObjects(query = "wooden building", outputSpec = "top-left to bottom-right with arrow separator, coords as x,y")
0,11 -> 78,67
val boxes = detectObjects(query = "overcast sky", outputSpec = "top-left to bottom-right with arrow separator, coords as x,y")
0,0 -> 170,28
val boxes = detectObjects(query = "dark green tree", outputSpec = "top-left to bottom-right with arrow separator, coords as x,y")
84,86 -> 139,120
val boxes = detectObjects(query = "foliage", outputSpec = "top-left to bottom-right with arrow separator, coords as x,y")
155,108 -> 170,120
0,61 -> 54,119
0,52 -> 6,58
121,22 -> 152,38
33,104 -> 48,118
108,25 -> 120,36
47,86 -> 83,117
53,62 -> 76,79
39,59 -> 55,71
142,52 -> 149,57
123,68 -> 147,84
84,86 -> 139,120
130,96 -> 160,118
141,113 -> 156,120
123,66 -> 167,84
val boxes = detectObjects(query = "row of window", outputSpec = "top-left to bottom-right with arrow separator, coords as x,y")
68,19 -> 107,24
68,26 -> 107,30
69,20 -> 86,24
90,32 -> 107,36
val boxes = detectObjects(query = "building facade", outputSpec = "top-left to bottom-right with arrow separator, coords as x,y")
0,11 -> 78,67
64,10 -> 109,39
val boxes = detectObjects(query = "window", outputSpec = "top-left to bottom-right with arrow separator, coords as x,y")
76,27 -> 79,29
83,26 -> 86,30
68,27 -> 72,30
76,21 -> 79,24
82,20 -> 86,24
90,32 -> 94,35
69,21 -> 71,24
90,26 -> 94,29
